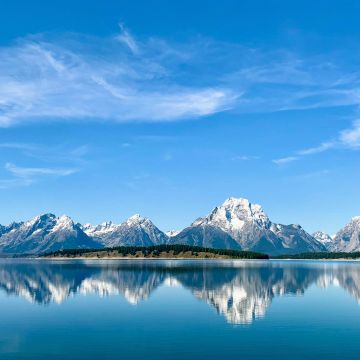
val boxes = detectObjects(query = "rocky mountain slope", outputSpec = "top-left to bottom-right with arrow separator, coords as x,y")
312,231 -> 333,251
169,198 -> 325,255
0,214 -> 100,254
0,197 -> 358,255
330,217 -> 360,252
82,214 -> 167,247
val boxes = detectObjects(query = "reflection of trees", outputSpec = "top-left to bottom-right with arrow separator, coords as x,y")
0,260 -> 359,324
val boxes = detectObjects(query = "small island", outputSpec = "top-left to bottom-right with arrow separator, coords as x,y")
42,244 -> 269,260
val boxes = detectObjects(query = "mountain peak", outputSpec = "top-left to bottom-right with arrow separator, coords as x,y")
0,213 -> 100,254
24,213 -> 56,229
51,215 -> 77,233
166,229 -> 180,237
222,197 -> 251,206
58,214 -> 74,223
206,197 -> 270,230
126,214 -> 147,225
221,197 -> 266,217
331,216 -> 360,252
312,231 -> 333,246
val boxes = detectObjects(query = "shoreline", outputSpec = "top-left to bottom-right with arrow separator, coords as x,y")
35,256 -> 266,261
270,258 -> 360,262
12,256 -> 359,262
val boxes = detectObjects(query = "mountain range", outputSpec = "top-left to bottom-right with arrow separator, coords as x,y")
0,197 -> 358,255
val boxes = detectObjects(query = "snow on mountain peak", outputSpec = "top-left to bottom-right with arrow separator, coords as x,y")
82,221 -> 120,237
82,223 -> 93,231
51,215 -> 76,232
351,216 -> 360,223
58,214 -> 73,223
221,197 -> 268,220
126,214 -> 147,225
223,197 -> 250,206
24,213 -> 55,228
188,197 -> 272,245
205,197 -> 270,230
166,230 -> 180,237
312,231 -> 333,244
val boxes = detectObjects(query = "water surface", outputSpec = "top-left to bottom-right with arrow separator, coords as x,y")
0,259 -> 360,359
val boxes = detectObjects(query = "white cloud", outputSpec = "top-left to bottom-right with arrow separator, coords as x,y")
273,120 -> 360,166
340,119 -> 360,149
0,163 -> 77,189
0,178 -> 33,189
1,26 -> 360,127
116,23 -> 140,55
0,28 -> 236,127
297,141 -> 335,155
5,163 -> 76,178
272,156 -> 298,165
0,142 -> 37,151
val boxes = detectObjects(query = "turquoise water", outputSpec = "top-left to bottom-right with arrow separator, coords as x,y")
0,259 -> 360,359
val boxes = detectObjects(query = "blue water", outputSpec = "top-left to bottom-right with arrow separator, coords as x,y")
0,259 -> 360,359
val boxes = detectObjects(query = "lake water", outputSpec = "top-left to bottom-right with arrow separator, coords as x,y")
0,259 -> 360,359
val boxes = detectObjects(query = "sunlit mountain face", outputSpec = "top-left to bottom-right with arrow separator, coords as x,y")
1,260 -> 360,325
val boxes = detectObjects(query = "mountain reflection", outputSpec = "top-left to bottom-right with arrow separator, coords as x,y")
0,260 -> 359,324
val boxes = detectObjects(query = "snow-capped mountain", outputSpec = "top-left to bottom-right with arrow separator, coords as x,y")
0,198 -> 357,255
169,197 -> 325,255
312,231 -> 333,250
83,214 -> 168,247
82,221 -> 121,243
330,216 -> 360,252
0,214 -> 100,254
165,230 -> 180,238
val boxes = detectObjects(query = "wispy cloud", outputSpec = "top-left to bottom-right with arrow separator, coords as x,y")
273,120 -> 360,165
0,142 -> 37,151
5,163 -> 76,178
340,119 -> 360,149
0,142 -> 90,164
0,27 -> 236,126
0,163 -> 77,189
297,141 -> 335,156
116,23 -> 140,55
272,156 -> 299,165
1,25 -> 360,126
231,155 -> 259,161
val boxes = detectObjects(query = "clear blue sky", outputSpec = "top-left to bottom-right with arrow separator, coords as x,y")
0,0 -> 359,234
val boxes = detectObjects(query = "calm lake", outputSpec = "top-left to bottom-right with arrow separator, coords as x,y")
0,259 -> 360,359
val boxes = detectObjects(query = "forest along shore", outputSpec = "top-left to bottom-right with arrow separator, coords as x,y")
41,245 -> 269,260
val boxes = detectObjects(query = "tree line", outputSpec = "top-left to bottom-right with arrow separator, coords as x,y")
43,244 -> 269,259
273,252 -> 360,259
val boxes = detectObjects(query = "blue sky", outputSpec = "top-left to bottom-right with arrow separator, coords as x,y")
0,0 -> 359,234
